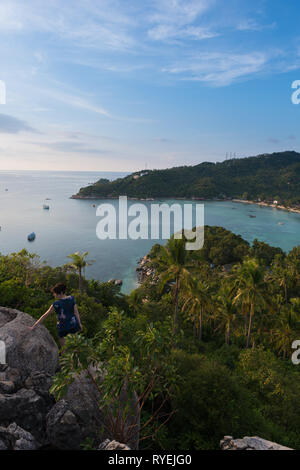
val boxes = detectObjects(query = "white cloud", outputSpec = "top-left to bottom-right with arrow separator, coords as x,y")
237,19 -> 276,31
163,51 -> 268,86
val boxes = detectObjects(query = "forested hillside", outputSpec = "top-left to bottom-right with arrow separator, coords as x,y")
73,151 -> 300,205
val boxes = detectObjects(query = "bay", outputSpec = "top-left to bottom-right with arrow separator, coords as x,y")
0,170 -> 299,293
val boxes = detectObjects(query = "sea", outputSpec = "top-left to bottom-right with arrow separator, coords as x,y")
0,170 -> 300,293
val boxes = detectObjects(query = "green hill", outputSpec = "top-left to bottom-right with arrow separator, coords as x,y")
73,151 -> 300,205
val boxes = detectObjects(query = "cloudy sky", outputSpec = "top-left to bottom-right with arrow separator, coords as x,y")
0,0 -> 300,171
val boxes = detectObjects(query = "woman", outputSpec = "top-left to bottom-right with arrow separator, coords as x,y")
29,283 -> 83,348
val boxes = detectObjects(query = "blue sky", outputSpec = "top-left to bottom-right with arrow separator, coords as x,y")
0,0 -> 300,171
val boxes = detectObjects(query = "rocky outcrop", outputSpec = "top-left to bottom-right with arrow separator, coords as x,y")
0,306 -> 140,450
0,307 -> 59,446
0,307 -> 58,381
46,367 -> 140,450
0,423 -> 37,450
220,436 -> 293,451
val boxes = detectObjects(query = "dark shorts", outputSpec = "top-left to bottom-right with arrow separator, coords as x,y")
57,324 -> 80,338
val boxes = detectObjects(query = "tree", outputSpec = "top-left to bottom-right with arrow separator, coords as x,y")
215,282 -> 238,345
182,276 -> 212,343
233,258 -> 267,348
50,309 -> 178,447
158,237 -> 191,334
67,251 -> 94,293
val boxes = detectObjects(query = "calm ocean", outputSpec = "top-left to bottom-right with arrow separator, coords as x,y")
0,170 -> 300,293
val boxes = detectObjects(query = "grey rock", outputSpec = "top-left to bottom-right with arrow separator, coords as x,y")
46,400 -> 81,450
98,439 -> 130,450
0,307 -> 59,382
0,388 -> 49,440
0,380 -> 15,394
0,439 -> 8,450
220,435 -> 292,451
46,367 -> 140,450
0,423 -> 37,450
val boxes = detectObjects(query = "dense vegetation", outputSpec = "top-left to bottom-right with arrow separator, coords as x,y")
1,225 -> 300,450
74,151 -> 300,206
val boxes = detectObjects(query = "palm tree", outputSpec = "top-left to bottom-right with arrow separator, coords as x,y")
158,237 -> 191,334
233,257 -> 267,348
182,276 -> 212,342
272,302 -> 300,359
271,256 -> 293,303
215,282 -> 238,346
67,251 -> 94,293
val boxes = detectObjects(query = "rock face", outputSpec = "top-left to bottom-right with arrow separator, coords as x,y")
0,307 -> 139,450
0,307 -> 58,381
46,367 -> 140,450
0,307 -> 59,446
0,423 -> 37,450
220,436 -> 293,451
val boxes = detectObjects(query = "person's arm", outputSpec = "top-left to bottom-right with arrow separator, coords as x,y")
74,304 -> 83,330
28,305 -> 55,331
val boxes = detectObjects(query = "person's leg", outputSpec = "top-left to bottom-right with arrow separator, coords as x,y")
59,336 -> 66,354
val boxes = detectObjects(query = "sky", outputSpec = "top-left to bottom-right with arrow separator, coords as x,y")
0,0 -> 300,171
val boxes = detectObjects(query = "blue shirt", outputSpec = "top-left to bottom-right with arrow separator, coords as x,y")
52,296 -> 78,331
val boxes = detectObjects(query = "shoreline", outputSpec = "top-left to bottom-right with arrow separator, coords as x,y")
232,199 -> 300,215
71,193 -> 300,215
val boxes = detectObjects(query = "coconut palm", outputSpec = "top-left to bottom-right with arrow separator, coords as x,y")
233,257 -> 267,348
215,282 -> 238,346
67,251 -> 94,293
158,237 -> 191,334
182,276 -> 212,342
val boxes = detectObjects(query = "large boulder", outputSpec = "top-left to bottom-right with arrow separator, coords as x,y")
0,307 -> 59,445
0,307 -> 58,381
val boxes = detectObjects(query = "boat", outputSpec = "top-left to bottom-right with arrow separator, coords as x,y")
43,204 -> 50,210
27,232 -> 36,242
249,215 -> 256,218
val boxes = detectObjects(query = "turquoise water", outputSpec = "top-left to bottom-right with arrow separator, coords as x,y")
0,171 -> 300,293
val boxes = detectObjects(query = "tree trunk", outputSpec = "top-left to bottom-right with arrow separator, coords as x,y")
246,305 -> 254,348
173,275 -> 180,334
79,267 -> 83,294
198,308 -> 202,342
193,320 -> 196,344
226,322 -> 230,346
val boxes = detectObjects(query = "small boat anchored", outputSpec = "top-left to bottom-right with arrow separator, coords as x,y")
27,232 -> 36,242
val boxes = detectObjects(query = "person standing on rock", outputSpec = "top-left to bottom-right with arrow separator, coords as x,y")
28,283 -> 83,348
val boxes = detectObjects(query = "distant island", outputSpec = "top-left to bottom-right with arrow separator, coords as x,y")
72,151 -> 300,208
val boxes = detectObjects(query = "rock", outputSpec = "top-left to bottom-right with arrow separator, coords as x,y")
24,372 -> 54,400
99,439 -> 130,450
0,388 -> 48,439
0,380 -> 15,394
0,439 -> 7,450
220,436 -> 293,451
46,366 -> 140,450
0,307 -> 59,382
0,423 -> 37,450
46,400 -> 81,450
